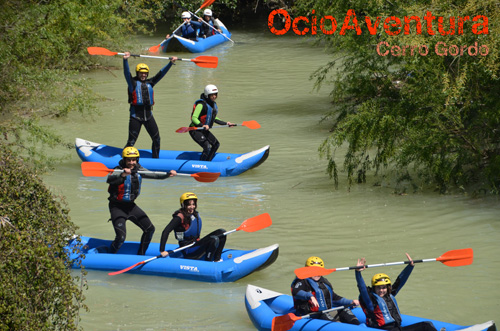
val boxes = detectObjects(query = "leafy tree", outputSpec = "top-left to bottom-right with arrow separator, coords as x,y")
291,0 -> 500,193
0,150 -> 87,330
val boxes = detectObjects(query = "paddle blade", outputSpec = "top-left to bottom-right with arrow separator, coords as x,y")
241,120 -> 261,129
175,126 -> 196,133
191,172 -> 220,183
236,213 -> 272,232
87,47 -> 118,56
437,248 -> 473,267
81,162 -> 114,177
200,0 -> 215,9
272,313 -> 302,331
108,261 -> 145,276
148,43 -> 161,53
192,56 -> 218,68
294,266 -> 336,279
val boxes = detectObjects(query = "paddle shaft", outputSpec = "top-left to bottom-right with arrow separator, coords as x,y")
303,305 -> 347,319
336,258 -> 439,272
120,52 -> 196,62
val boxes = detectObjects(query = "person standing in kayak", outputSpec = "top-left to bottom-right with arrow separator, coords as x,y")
189,84 -> 235,161
159,192 -> 227,262
166,11 -> 203,41
123,51 -> 177,159
291,256 -> 361,324
107,147 -> 176,255
355,254 -> 438,331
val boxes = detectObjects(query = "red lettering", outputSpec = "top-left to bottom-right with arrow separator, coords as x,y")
423,11 -> 436,35
404,16 -> 422,35
365,16 -> 381,35
292,16 -> 309,35
472,15 -> 488,34
438,16 -> 455,36
384,16 -> 402,36
340,9 -> 362,35
320,16 -> 337,35
268,9 -> 291,35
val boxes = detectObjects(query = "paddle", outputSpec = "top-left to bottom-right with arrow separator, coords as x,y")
172,0 -> 235,44
294,248 -> 474,279
148,0 -> 216,52
175,120 -> 261,133
108,212 -> 272,275
87,47 -> 218,68
272,305 -> 348,331
80,161 -> 220,183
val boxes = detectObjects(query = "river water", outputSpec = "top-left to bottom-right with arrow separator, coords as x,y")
43,24 -> 499,330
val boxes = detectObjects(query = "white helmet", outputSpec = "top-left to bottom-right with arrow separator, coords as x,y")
203,9 -> 212,16
204,84 -> 218,97
181,11 -> 191,19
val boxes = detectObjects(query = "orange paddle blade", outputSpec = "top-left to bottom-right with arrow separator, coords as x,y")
199,0 -> 215,10
236,213 -> 272,232
190,172 -> 220,183
437,248 -> 473,267
294,266 -> 336,279
108,261 -> 145,276
272,313 -> 302,331
192,56 -> 218,68
241,120 -> 261,129
148,43 -> 162,53
175,126 -> 196,133
87,47 -> 118,56
81,162 -> 114,177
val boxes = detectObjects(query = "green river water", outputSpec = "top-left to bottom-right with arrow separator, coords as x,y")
43,24 -> 499,330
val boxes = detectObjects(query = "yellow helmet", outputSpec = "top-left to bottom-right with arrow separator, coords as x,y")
180,192 -> 198,206
305,256 -> 324,268
122,146 -> 140,158
372,273 -> 391,287
135,63 -> 149,73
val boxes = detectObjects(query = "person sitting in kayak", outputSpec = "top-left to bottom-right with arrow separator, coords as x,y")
166,11 -> 202,41
188,84 -> 235,161
159,192 -> 226,262
107,147 -> 176,255
291,256 -> 361,324
123,52 -> 177,159
199,9 -> 222,38
355,254 -> 439,331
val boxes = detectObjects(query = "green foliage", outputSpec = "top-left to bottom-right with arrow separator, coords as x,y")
294,0 -> 500,193
0,150 -> 87,330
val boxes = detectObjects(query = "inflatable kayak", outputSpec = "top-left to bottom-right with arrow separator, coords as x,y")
66,236 -> 279,283
75,138 -> 269,177
245,285 -> 496,331
161,23 -> 231,53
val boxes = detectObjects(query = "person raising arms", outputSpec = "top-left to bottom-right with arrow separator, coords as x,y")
159,192 -> 227,262
123,52 -> 177,159
355,254 -> 439,331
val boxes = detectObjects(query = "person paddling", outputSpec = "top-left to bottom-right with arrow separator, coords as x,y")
166,11 -> 203,41
291,256 -> 361,324
107,147 -> 176,255
355,254 -> 439,331
199,9 -> 222,38
188,84 -> 235,161
123,51 -> 177,159
159,192 -> 227,262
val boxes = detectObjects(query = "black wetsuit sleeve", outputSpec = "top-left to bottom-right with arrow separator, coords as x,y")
159,216 -> 183,252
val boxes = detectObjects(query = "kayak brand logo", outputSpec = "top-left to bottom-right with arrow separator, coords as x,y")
180,265 -> 199,273
267,9 -> 490,57
192,164 -> 208,170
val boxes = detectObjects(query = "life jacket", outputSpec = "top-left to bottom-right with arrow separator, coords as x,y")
201,18 -> 215,37
108,166 -> 142,203
173,210 -> 202,244
128,78 -> 155,107
291,277 -> 334,315
191,97 -> 218,127
361,291 -> 402,328
181,23 -> 199,40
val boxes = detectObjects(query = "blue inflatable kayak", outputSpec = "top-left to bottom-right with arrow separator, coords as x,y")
66,236 -> 279,283
245,285 -> 496,331
75,138 -> 269,177
161,23 -> 231,53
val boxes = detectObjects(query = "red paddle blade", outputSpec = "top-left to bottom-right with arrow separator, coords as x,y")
192,56 -> 218,68
81,162 -> 114,177
294,266 -> 336,279
87,47 -> 118,56
108,261 -> 145,276
241,120 -> 261,129
175,126 -> 196,133
191,172 -> 220,183
236,213 -> 272,232
199,0 -> 215,10
437,248 -> 473,267
272,313 -> 302,331
148,43 -> 161,53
